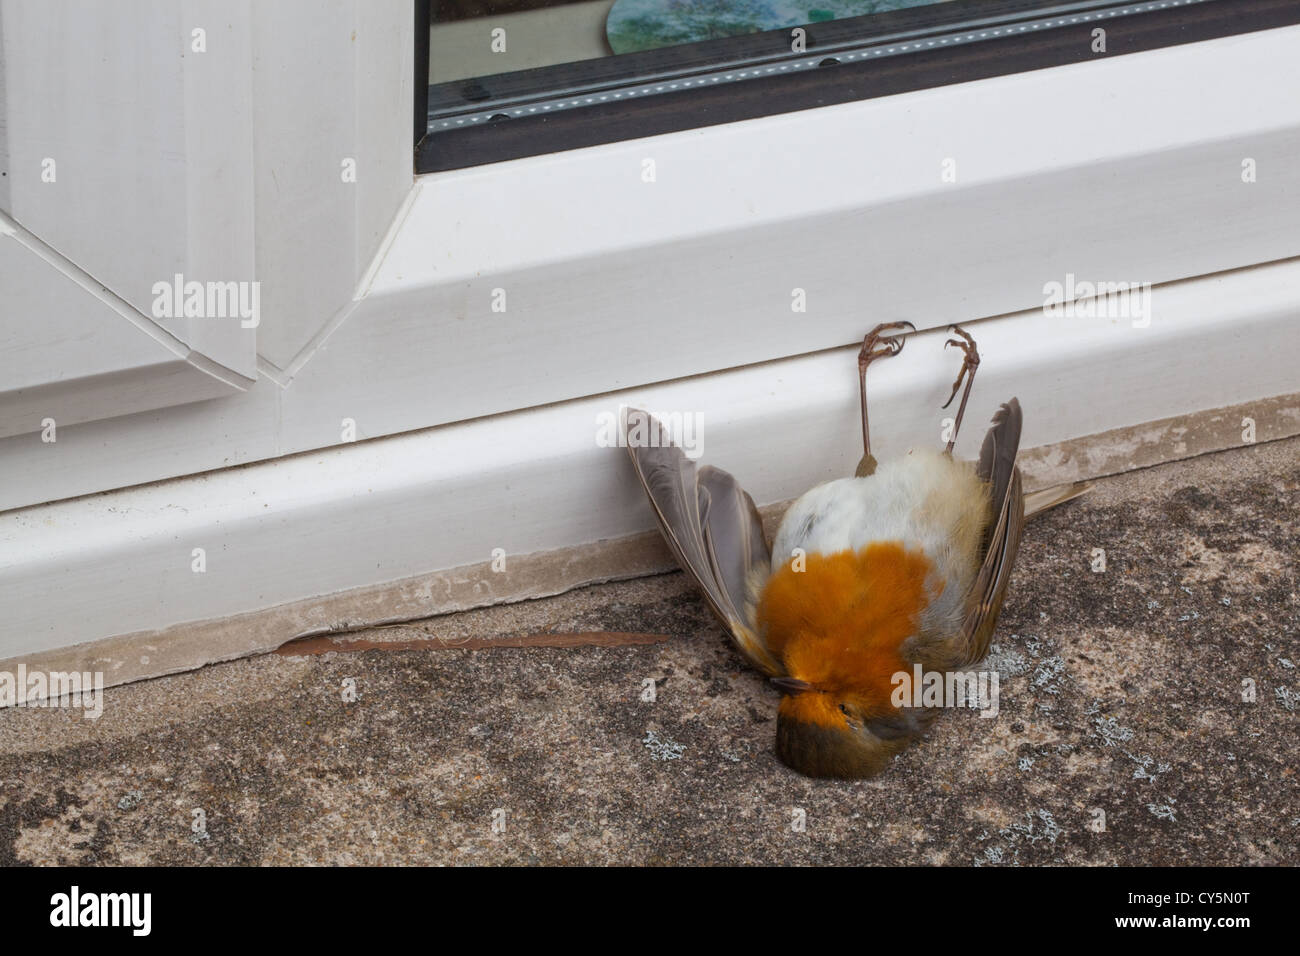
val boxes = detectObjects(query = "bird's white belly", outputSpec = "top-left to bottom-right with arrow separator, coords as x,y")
770,449 -> 990,627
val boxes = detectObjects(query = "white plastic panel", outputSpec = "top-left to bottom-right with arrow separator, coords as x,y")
0,212 -> 244,439
2,259 -> 1298,657
0,0 -> 257,380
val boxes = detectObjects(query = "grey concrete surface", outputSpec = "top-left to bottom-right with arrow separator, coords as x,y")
1,437 -> 1296,865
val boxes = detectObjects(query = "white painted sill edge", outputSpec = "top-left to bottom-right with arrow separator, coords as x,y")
2,258 -> 1298,668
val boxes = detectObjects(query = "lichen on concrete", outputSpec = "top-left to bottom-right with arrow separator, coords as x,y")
0,438 -> 1296,865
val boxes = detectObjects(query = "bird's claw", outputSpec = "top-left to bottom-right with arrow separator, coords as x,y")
941,325 -> 980,410
858,321 -> 915,367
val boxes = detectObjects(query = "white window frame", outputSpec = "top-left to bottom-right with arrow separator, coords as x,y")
2,6 -> 1298,670
2,17 -> 1297,512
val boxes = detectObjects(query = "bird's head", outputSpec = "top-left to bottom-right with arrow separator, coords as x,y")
756,542 -> 940,778
771,676 -> 926,779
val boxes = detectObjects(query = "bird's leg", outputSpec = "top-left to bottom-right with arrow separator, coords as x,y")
941,324 -> 981,455
856,321 -> 914,477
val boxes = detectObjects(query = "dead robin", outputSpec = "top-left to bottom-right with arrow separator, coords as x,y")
622,322 -> 1088,778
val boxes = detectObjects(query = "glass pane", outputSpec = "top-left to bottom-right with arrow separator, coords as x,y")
421,0 -> 1240,169
431,1 -> 971,85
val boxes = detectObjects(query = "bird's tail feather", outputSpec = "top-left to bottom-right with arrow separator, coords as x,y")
1023,480 -> 1092,519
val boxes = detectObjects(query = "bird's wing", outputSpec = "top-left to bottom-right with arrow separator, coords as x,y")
622,408 -> 784,676
947,399 -> 1027,670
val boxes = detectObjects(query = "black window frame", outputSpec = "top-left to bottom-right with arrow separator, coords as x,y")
415,0 -> 1300,173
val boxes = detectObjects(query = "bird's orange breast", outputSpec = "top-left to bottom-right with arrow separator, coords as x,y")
756,542 -> 934,726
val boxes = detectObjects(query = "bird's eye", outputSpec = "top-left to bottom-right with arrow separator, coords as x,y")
839,703 -> 851,717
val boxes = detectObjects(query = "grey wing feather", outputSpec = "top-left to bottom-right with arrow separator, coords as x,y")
698,465 -> 771,623
948,399 -> 1027,670
977,398 -> 1022,501
622,408 -> 783,676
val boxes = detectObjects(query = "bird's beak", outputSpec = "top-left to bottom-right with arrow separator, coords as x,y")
770,677 -> 815,694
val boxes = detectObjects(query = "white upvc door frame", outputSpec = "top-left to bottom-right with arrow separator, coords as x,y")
2,19 -> 1299,512
4,258 -> 1299,675
348,23 -> 1300,435
1,7 -> 1298,670
1,0 -> 260,384
0,0 -> 412,438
